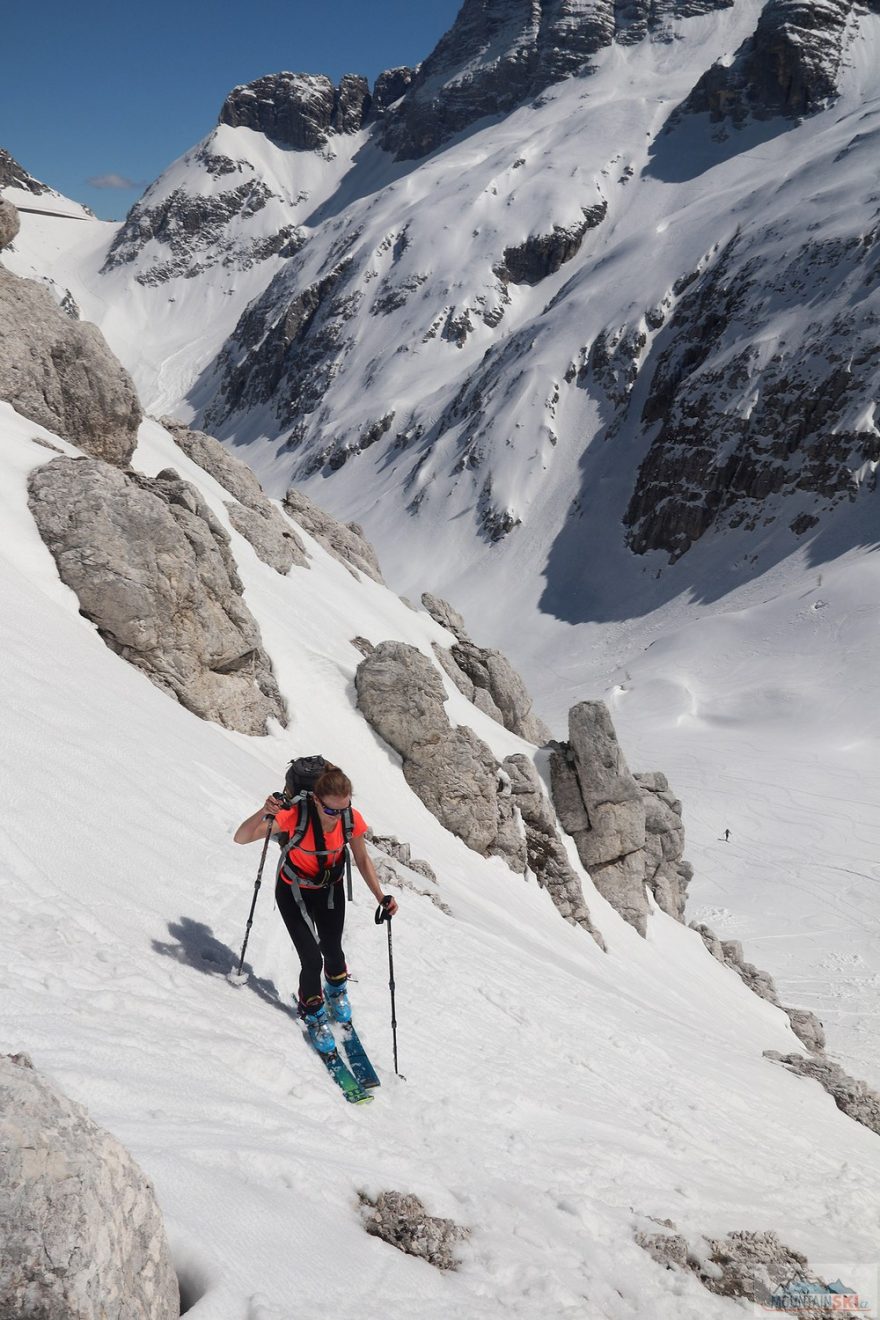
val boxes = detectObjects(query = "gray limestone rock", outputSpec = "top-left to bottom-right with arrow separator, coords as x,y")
421,592 -> 469,641
496,204 -> 608,286
504,754 -> 605,947
219,72 -> 371,149
0,1053 -> 179,1319
637,1223 -> 835,1310
672,0 -> 852,126
102,176 -> 302,284
0,147 -> 51,195
0,265 -> 141,465
450,641 -> 553,744
382,0 -> 734,159
226,501 -> 305,575
360,1190 -> 469,1272
432,641 -> 475,699
625,229 -> 880,563
691,922 -> 825,1053
765,1051 -> 880,1137
28,457 -> 287,735
405,726 -> 503,857
161,418 -> 265,505
283,487 -> 385,583
588,852 -> 652,936
548,705 -> 698,934
356,642 -> 522,868
161,419 -> 309,575
371,67 -> 417,115
0,197 -> 21,249
355,641 -> 449,759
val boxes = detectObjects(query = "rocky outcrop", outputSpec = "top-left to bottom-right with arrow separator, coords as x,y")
421,592 -> 469,641
671,0 -> 852,127
371,67 -> 417,115
625,230 -> 880,561
381,0 -> 734,159
0,196 -> 20,248
283,487 -> 384,582
162,419 -> 309,575
102,178 -> 302,284
359,1191 -> 469,1271
549,703 -> 693,934
765,1051 -> 880,1136
355,641 -> 527,871
636,772 -> 692,921
0,256 -> 141,465
204,256 -> 355,433
637,1224 -> 841,1309
0,147 -> 49,194
28,457 -> 287,735
423,593 -> 552,743
0,1053 -> 179,1319
495,203 -> 607,286
691,923 -> 825,1052
219,72 -> 371,149
503,754 -> 606,944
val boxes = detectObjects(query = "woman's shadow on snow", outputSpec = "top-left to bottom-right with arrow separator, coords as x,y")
152,917 -> 298,1020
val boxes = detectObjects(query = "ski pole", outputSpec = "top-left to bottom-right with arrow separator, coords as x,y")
375,899 -> 404,1078
228,817 -> 274,986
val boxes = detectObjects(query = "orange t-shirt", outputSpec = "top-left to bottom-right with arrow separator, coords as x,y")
274,801 -> 368,881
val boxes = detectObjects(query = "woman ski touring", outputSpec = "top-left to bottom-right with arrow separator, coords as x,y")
234,763 -> 398,1055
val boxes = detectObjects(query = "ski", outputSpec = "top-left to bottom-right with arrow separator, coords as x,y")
301,1028 -> 373,1105
339,1021 -> 381,1089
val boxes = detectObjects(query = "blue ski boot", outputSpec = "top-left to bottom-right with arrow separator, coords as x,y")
324,975 -> 352,1024
299,999 -> 336,1054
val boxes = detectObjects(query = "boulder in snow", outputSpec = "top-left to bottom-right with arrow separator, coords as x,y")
0,1052 -> 179,1319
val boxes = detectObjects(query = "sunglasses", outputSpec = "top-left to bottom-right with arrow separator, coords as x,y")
318,798 -> 350,816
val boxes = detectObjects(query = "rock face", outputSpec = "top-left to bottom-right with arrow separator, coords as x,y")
162,419 -> 309,575
204,255 -> 356,438
0,196 -> 21,248
360,1191 -> 469,1271
549,702 -> 692,935
691,923 -> 825,1052
672,0 -> 852,126
624,228 -> 880,562
219,72 -> 371,149
423,593 -> 552,743
355,641 -> 527,871
637,1224 -> 836,1309
28,457 -> 287,735
496,204 -> 608,286
765,1051 -> 880,1136
0,262 -> 141,465
0,1053 -> 179,1320
381,0 -> 733,159
0,147 -> 49,194
102,177 -> 302,285
503,754 -> 606,944
283,487 -> 384,582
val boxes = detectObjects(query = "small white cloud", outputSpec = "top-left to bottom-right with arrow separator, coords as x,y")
86,173 -> 144,190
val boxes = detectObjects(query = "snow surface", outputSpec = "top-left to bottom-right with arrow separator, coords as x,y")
3,406 -> 880,1317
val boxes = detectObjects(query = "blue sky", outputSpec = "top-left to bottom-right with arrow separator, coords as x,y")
3,0 -> 462,220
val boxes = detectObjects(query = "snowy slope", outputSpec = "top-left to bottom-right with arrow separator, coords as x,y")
4,407 -> 880,1317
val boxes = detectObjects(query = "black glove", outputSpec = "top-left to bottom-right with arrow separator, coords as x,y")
374,896 -> 394,924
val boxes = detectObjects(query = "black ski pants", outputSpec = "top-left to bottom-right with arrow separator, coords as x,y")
275,877 -> 346,1005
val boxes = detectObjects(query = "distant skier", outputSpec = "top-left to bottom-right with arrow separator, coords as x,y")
724,828 -> 731,842
234,764 -> 398,1054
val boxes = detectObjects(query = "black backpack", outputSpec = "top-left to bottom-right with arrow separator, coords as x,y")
277,755 -> 355,898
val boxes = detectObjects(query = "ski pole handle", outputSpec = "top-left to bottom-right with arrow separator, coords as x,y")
374,897 -> 394,924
